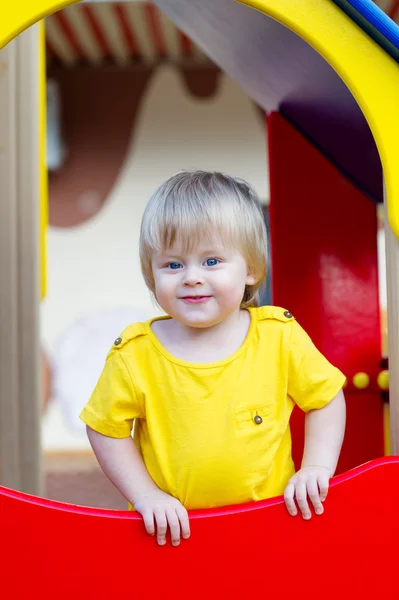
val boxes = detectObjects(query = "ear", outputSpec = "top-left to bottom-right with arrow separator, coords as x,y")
246,271 -> 257,286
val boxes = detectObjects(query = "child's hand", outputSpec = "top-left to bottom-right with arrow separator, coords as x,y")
134,489 -> 190,547
283,465 -> 333,520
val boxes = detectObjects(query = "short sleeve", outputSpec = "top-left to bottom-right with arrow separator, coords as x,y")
287,320 -> 346,412
79,348 -> 142,438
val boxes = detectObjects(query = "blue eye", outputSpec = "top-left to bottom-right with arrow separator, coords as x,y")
168,262 -> 182,270
205,258 -> 219,267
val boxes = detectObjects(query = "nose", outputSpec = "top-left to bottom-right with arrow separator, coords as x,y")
183,265 -> 204,287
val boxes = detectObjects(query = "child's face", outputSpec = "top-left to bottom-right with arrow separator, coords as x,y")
151,236 -> 256,328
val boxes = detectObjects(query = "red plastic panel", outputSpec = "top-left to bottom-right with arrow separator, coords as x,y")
267,112 -> 384,472
1,458 -> 398,598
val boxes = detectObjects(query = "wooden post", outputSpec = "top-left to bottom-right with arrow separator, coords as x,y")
0,24 -> 42,495
385,190 -> 399,456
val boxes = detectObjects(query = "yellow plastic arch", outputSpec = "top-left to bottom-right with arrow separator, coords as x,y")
39,20 -> 48,299
0,1 -> 80,51
2,0 -> 399,238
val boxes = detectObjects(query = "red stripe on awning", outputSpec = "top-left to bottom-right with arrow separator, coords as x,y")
81,4 -> 112,58
53,12 -> 83,58
113,4 -> 139,59
180,32 -> 193,57
145,3 -> 166,57
45,38 -> 58,61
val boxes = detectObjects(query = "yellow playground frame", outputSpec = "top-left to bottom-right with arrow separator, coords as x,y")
1,0 -> 399,493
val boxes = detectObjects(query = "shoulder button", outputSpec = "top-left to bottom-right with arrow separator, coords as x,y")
114,337 -> 122,346
283,311 -> 293,319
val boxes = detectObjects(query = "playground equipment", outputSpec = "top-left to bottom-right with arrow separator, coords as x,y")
1,457 -> 399,597
1,2 -> 399,598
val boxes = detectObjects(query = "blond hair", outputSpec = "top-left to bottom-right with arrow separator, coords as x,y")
139,170 -> 268,307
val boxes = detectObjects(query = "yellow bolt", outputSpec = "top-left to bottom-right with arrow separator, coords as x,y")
353,372 -> 370,389
377,370 -> 389,391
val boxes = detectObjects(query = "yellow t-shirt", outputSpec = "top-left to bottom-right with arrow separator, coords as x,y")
80,306 -> 345,510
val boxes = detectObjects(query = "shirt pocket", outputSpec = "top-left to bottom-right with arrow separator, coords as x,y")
234,404 -> 275,436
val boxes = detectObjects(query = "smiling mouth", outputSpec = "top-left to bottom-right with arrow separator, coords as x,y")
180,295 -> 212,303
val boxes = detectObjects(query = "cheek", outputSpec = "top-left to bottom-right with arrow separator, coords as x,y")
153,273 -> 176,299
212,267 -> 248,294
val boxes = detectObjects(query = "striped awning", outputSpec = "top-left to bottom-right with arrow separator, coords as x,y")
46,1 -> 209,67
46,0 -> 399,68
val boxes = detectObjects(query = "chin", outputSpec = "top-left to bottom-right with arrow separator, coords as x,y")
187,320 -> 216,329
181,313 -> 225,328
179,316 -> 213,327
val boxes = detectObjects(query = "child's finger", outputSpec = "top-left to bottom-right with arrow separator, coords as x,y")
318,474 -> 330,502
141,509 -> 155,537
283,482 -> 297,516
306,478 -> 323,515
295,481 -> 311,520
176,504 -> 190,539
165,508 -> 181,546
154,509 -> 168,546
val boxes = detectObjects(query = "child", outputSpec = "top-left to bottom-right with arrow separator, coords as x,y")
80,170 -> 346,547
